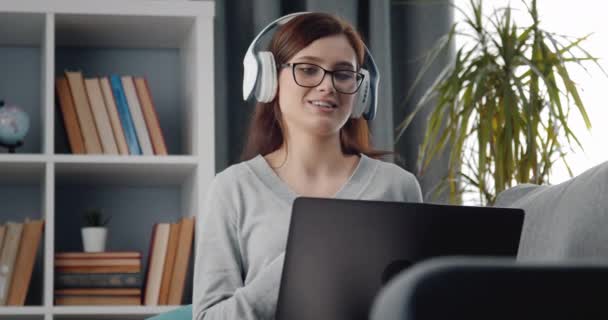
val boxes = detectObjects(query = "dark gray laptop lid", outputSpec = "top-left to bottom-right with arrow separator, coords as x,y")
275,198 -> 524,320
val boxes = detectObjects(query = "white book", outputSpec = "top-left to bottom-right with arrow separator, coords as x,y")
121,76 -> 154,155
144,223 -> 170,306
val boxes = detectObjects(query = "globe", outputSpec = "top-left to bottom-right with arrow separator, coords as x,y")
0,103 -> 30,146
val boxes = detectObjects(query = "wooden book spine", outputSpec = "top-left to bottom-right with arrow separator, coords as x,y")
56,77 -> 86,154
65,71 -> 102,154
6,220 -> 44,306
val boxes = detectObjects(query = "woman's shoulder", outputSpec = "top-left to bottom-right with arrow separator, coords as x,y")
210,156 -> 261,189
363,154 -> 418,183
359,154 -> 422,202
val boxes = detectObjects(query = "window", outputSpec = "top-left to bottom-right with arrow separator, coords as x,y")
455,0 -> 608,188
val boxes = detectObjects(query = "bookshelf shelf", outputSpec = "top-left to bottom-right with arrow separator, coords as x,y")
0,306 -> 46,315
54,155 -> 198,186
0,0 -> 214,318
53,305 -> 180,316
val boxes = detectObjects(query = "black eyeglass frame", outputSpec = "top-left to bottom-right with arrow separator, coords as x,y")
280,62 -> 365,94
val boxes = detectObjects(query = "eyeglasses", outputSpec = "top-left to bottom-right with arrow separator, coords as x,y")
280,63 -> 364,94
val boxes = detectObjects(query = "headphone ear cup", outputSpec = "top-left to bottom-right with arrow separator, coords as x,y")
255,51 -> 278,102
351,69 -> 371,119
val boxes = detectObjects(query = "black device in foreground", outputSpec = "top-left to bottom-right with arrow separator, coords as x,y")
275,198 -> 525,320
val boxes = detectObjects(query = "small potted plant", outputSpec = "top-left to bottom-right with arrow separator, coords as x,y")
81,208 -> 111,252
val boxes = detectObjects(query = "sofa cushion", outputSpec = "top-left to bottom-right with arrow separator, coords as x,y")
494,161 -> 608,261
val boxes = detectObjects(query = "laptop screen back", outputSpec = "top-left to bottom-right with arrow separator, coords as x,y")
275,198 -> 524,320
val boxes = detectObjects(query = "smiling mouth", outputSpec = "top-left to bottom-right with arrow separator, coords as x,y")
308,100 -> 337,109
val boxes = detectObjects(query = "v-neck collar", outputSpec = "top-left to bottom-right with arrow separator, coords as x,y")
246,153 -> 376,205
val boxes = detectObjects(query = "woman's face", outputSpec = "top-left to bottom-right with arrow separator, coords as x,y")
277,34 -> 358,138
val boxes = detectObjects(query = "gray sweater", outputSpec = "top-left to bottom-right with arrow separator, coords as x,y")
193,154 -> 422,320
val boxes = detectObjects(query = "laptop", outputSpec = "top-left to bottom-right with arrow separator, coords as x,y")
275,198 -> 525,320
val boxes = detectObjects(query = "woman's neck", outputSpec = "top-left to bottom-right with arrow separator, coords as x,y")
265,133 -> 360,197
271,133 -> 349,177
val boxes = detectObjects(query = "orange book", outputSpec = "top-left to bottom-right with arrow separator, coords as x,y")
85,78 -> 119,154
7,219 -> 44,306
167,217 -> 195,305
55,258 -> 140,267
134,77 -> 168,155
99,77 -> 129,155
65,71 -> 102,154
158,222 -> 180,305
55,252 -> 141,260
55,295 -> 141,306
55,265 -> 141,274
55,288 -> 141,296
56,77 -> 86,154
143,223 -> 170,305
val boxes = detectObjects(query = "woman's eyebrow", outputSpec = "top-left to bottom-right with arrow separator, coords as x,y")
294,56 -> 356,69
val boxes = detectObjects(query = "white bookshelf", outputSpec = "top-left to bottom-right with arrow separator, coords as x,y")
0,0 -> 215,319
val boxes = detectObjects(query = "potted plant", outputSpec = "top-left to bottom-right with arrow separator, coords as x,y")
82,209 -> 111,252
398,0 -> 603,205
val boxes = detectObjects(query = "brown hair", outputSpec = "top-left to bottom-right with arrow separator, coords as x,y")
240,12 -> 391,161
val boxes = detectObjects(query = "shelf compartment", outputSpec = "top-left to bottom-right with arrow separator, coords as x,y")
0,161 -> 47,307
53,13 -> 199,156
54,161 -> 197,307
0,12 -> 47,154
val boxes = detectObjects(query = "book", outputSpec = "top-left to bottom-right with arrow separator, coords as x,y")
56,77 -> 86,154
84,78 -> 119,154
167,217 -> 195,305
6,219 -> 44,306
55,295 -> 141,306
55,272 -> 142,289
99,77 -> 129,155
0,222 -> 23,305
55,265 -> 141,274
158,222 -> 180,304
0,225 -> 5,254
55,258 -> 140,268
143,223 -> 170,305
55,252 -> 141,260
109,75 -> 141,155
121,76 -> 154,155
134,77 -> 168,155
55,288 -> 141,296
65,71 -> 103,154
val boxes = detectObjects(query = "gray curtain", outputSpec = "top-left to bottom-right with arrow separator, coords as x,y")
213,0 -> 452,203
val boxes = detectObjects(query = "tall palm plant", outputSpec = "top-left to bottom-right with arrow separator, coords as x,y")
397,0 -> 604,205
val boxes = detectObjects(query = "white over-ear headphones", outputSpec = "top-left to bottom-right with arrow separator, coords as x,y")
242,12 -> 379,120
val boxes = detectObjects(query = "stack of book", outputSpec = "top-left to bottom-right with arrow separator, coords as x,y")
144,217 -> 195,305
0,219 -> 44,306
56,71 -> 168,155
54,252 -> 143,306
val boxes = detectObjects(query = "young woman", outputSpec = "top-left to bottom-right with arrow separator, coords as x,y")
193,12 -> 422,320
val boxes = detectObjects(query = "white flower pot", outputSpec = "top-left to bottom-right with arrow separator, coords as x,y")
81,227 -> 107,252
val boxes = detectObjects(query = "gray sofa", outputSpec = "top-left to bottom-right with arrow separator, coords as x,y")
494,160 -> 608,260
